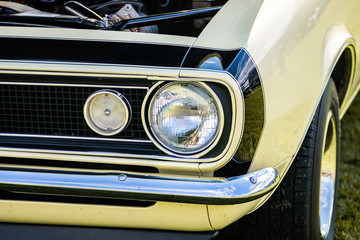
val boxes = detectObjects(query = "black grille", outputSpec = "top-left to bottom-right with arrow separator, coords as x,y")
0,84 -> 148,140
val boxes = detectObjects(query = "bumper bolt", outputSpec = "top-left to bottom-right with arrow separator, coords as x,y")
118,174 -> 127,181
249,176 -> 257,184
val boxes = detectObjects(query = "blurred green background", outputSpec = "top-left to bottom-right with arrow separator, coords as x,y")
335,94 -> 360,239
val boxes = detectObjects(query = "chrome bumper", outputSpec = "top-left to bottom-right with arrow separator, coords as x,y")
0,167 -> 279,205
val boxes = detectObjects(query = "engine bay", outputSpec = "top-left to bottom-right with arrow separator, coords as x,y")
0,0 -> 225,36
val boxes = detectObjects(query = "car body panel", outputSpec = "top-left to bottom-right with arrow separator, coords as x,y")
193,0 -> 264,50
245,0 -> 359,175
0,26 -> 196,48
0,0 -> 359,233
0,200 -> 212,231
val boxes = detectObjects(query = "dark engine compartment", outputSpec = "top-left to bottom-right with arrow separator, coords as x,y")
0,0 -> 226,36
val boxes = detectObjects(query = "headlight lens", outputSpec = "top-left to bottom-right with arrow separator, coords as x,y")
148,82 -> 223,154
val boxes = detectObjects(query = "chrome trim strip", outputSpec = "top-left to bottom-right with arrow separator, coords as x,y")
0,146 -> 194,163
0,134 -> 152,143
0,167 -> 279,205
0,81 -> 149,90
0,59 -> 182,72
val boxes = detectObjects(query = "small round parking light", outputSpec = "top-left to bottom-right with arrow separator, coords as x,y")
84,90 -> 131,136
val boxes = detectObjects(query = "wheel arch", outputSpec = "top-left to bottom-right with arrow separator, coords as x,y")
321,24 -> 356,118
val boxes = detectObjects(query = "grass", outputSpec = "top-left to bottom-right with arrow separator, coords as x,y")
335,93 -> 360,239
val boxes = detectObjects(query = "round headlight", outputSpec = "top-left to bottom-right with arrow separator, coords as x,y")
148,82 -> 223,155
84,90 -> 131,136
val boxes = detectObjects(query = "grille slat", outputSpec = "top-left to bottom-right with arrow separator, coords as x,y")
0,84 -> 148,140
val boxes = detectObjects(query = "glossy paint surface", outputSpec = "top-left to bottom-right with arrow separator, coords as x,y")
1,0 -> 360,232
194,0 -> 360,229
182,48 -> 264,163
193,0 -> 360,176
246,0 -> 359,174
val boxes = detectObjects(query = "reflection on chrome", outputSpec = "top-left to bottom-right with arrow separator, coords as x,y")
0,167 -> 279,205
320,111 -> 337,239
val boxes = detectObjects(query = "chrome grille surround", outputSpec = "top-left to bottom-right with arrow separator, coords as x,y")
0,61 -> 244,173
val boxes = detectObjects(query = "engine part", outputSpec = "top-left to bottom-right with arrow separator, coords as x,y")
90,0 -> 146,16
62,1 -> 102,20
112,3 -> 158,32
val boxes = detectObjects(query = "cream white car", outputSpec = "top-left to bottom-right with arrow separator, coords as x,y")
0,0 -> 358,239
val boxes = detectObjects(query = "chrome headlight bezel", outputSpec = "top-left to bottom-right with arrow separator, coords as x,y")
142,81 -> 224,158
84,89 -> 132,136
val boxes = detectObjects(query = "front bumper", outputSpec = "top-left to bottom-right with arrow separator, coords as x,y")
0,167 -> 279,205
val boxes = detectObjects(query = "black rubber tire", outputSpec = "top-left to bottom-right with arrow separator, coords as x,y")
217,79 -> 340,240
